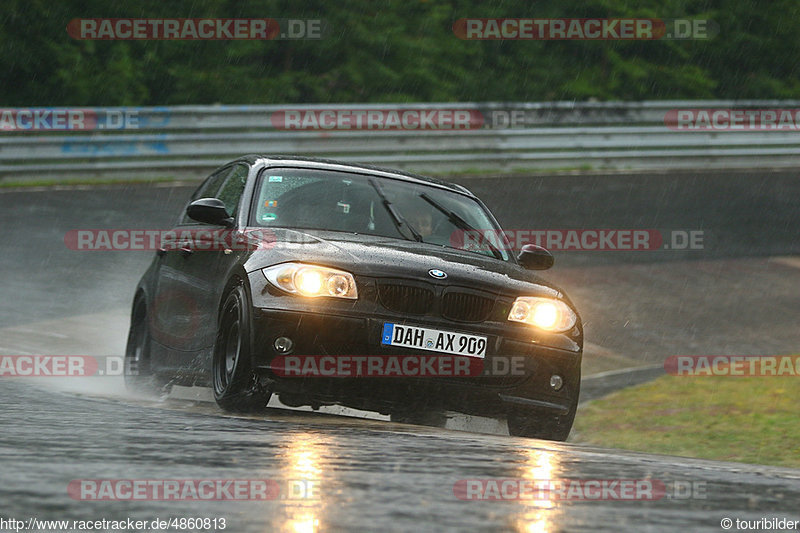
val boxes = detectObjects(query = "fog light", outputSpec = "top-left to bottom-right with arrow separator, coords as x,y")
550,375 -> 563,391
274,336 -> 294,354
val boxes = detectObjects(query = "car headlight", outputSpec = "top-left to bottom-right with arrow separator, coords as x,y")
262,263 -> 358,299
507,297 -> 576,332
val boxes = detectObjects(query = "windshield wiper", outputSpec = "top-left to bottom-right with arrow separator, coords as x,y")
368,179 -> 423,242
419,192 -> 504,260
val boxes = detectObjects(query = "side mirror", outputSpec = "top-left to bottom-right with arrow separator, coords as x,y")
517,244 -> 554,270
186,198 -> 233,226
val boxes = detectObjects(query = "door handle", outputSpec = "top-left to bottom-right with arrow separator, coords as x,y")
180,246 -> 194,257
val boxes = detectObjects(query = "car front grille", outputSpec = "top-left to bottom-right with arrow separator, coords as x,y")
377,284 -> 434,315
377,282 -> 496,322
441,291 -> 495,323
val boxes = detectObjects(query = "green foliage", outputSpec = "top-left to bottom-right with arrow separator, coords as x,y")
0,0 -> 797,104
574,374 -> 800,467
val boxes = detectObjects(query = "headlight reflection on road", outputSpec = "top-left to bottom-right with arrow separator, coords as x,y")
288,513 -> 320,533
527,449 -> 558,483
289,447 -> 322,480
516,515 -> 550,533
514,448 -> 563,532
281,432 -> 326,533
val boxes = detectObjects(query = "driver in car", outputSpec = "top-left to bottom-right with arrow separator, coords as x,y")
406,208 -> 434,239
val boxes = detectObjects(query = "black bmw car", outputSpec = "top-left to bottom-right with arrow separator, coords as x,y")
125,155 -> 583,440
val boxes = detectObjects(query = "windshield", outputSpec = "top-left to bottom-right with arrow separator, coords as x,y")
250,168 -> 511,261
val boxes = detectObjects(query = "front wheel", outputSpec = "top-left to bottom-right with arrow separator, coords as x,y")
212,283 -> 270,413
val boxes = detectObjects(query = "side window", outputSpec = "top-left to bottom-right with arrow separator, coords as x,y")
179,166 -> 235,225
216,164 -> 249,219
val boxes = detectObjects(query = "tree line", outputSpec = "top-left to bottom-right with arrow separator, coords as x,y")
2,0 -> 798,105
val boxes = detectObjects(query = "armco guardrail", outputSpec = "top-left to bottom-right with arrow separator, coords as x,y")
2,101 -> 800,179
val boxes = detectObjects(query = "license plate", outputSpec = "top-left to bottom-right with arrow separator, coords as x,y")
381,323 -> 487,358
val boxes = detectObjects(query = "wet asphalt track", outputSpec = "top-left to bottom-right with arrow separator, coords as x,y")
1,169 -> 799,531
3,378 -> 800,532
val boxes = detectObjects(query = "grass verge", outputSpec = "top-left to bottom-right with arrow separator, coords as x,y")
572,374 -> 800,468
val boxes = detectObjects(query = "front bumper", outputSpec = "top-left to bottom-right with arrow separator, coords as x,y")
247,271 -> 582,417
250,310 -> 580,417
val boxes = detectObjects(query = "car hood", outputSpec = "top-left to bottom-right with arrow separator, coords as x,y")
243,228 -> 564,299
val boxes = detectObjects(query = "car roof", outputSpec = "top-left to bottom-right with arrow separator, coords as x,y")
235,154 -> 474,197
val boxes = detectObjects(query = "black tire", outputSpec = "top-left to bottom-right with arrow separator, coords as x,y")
506,407 -> 576,441
212,283 -> 270,413
124,298 -> 169,395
